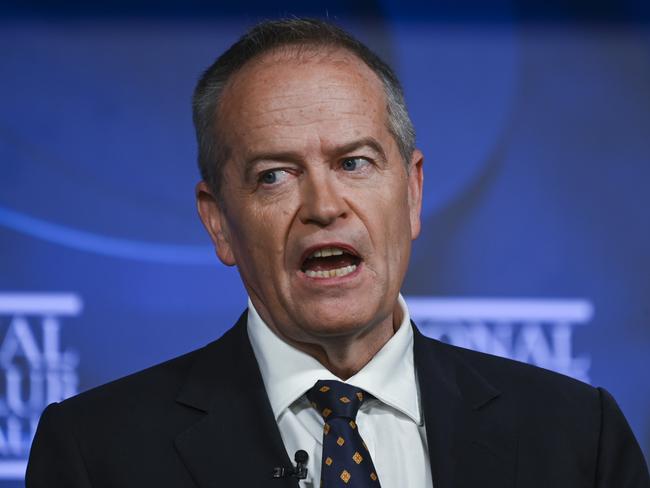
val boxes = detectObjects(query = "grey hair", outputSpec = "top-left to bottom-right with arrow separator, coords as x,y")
192,18 -> 416,199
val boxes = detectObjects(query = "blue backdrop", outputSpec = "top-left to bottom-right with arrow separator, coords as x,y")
1,1 -> 649,483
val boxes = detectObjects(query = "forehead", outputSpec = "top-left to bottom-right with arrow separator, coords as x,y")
217,46 -> 391,157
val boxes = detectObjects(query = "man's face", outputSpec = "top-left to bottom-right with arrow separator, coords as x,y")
198,48 -> 423,350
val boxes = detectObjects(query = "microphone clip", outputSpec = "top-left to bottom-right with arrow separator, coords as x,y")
272,450 -> 309,480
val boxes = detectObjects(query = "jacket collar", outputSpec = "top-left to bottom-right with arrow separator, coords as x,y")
174,312 -> 298,488
413,324 -> 516,488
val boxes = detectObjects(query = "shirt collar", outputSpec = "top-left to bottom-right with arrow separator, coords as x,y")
246,294 -> 422,425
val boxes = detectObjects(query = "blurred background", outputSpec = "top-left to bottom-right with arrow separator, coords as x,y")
1,0 -> 649,483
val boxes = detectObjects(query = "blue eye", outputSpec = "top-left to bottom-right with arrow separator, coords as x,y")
341,157 -> 368,171
258,168 -> 291,186
261,171 -> 278,184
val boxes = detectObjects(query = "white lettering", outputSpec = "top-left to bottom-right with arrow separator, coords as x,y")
408,298 -> 592,383
0,293 -> 82,478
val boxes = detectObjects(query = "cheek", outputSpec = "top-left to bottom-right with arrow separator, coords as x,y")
230,205 -> 292,263
379,188 -> 413,264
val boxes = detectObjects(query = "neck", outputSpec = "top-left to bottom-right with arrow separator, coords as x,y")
309,316 -> 397,379
253,298 -> 403,380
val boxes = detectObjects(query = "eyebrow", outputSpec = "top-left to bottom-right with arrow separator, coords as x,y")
243,136 -> 388,180
334,137 -> 388,163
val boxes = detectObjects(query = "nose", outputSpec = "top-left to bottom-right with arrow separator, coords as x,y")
298,172 -> 348,227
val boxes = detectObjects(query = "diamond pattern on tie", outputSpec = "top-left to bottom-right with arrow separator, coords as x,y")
307,380 -> 382,487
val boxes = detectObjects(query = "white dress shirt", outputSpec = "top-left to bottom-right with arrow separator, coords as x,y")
246,295 -> 434,488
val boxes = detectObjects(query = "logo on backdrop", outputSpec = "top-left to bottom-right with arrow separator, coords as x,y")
0,293 -> 81,479
407,297 -> 593,382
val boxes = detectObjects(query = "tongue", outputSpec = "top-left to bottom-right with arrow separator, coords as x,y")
303,254 -> 356,272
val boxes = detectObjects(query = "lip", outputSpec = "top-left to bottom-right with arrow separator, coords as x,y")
298,242 -> 361,267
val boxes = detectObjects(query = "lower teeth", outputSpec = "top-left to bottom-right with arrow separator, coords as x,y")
305,264 -> 357,279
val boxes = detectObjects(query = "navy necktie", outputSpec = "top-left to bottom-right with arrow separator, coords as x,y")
306,380 -> 381,487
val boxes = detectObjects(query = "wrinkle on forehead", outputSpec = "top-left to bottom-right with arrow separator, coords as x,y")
216,45 -> 397,173
219,46 -> 386,123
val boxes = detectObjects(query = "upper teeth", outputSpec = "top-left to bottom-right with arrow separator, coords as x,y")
309,247 -> 345,258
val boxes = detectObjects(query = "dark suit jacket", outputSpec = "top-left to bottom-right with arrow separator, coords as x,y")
26,312 -> 650,487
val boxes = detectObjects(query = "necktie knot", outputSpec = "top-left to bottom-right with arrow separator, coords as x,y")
306,380 -> 367,420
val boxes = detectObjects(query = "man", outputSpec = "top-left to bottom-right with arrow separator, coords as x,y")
26,18 -> 649,488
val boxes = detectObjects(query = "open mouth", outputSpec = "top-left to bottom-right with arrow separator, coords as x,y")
300,246 -> 362,279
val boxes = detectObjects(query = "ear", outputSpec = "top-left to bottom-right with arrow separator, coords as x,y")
407,149 -> 424,241
196,181 -> 236,266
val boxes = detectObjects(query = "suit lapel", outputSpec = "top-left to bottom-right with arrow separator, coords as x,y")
173,312 -> 298,488
413,324 -> 517,488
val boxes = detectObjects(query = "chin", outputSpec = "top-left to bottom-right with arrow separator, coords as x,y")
298,302 -> 382,338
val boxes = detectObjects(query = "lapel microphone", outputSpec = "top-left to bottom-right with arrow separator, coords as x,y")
272,450 -> 309,480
